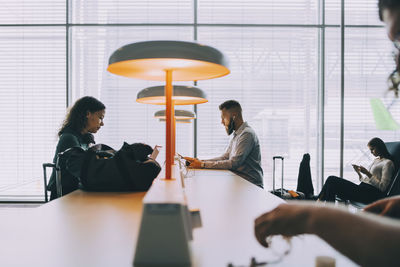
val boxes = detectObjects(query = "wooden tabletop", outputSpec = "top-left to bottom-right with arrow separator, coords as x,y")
0,169 -> 357,267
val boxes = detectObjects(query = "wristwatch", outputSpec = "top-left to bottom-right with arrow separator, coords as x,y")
201,161 -> 205,168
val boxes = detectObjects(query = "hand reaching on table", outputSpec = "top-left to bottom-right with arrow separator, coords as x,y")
254,203 -> 312,247
364,195 -> 400,219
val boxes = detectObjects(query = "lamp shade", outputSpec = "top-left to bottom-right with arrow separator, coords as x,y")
107,40 -> 230,81
137,85 -> 207,105
159,118 -> 192,124
154,109 -> 196,120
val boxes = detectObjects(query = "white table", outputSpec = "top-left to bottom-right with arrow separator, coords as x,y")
0,169 -> 357,266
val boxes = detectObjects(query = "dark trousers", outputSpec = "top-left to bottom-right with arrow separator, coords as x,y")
318,176 -> 384,204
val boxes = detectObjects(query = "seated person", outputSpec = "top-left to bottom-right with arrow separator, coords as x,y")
48,96 -> 106,200
254,202 -> 400,267
185,100 -> 264,188
318,137 -> 395,203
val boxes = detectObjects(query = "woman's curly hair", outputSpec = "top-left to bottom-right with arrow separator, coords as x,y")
58,96 -> 105,136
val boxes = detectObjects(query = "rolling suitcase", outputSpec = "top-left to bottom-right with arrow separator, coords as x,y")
270,156 -> 305,200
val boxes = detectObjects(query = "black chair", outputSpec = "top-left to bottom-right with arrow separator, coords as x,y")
42,147 -> 84,201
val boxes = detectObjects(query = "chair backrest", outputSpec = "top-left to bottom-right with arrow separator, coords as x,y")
385,141 -> 400,196
42,147 -> 85,202
385,141 -> 400,168
55,147 -> 85,198
387,168 -> 400,196
42,163 -> 56,202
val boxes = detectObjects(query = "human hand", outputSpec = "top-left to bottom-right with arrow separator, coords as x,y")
254,203 -> 313,247
358,165 -> 369,175
364,195 -> 400,219
183,157 -> 196,162
188,158 -> 203,168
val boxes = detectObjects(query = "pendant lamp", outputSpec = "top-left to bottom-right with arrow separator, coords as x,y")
159,118 -> 192,124
108,40 -> 229,179
137,85 -> 207,105
154,109 -> 196,120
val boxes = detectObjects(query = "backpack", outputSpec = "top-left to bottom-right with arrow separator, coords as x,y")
66,142 -> 161,192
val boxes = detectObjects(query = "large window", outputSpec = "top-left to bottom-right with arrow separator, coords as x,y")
0,0 -> 397,201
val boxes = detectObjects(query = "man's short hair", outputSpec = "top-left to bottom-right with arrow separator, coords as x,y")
378,0 -> 400,21
219,100 -> 242,113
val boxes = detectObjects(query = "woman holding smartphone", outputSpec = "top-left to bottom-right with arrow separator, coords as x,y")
48,96 -> 106,200
318,137 -> 395,203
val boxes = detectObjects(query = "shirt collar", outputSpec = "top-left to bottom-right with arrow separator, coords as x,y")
233,121 -> 248,136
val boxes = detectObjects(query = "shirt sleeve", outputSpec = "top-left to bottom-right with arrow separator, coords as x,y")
202,150 -> 230,161
203,131 -> 254,170
365,160 -> 395,192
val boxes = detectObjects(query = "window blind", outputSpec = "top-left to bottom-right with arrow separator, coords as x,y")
70,27 -> 195,165
198,0 -> 318,24
325,0 -> 385,26
0,27 -> 66,200
0,0 -> 397,200
70,0 -> 193,24
0,0 -> 65,24
196,27 -> 319,190
324,27 -> 399,184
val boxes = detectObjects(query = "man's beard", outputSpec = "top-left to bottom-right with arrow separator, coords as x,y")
225,118 -> 235,135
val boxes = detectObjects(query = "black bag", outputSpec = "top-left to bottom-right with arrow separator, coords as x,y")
67,142 -> 161,192
296,153 -> 314,199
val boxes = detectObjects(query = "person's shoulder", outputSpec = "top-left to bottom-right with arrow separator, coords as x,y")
380,158 -> 395,168
57,132 -> 80,150
381,158 -> 395,168
59,132 -> 79,142
241,123 -> 257,136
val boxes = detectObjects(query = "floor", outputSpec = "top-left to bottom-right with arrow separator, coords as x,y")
0,203 -> 42,209
0,179 -> 45,202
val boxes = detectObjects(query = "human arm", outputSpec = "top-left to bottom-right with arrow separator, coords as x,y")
185,147 -> 230,163
364,195 -> 400,219
360,161 -> 395,192
198,131 -> 254,169
183,147 -> 229,168
254,203 -> 400,267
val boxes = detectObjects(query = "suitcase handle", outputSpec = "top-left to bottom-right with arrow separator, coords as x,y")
272,156 -> 284,194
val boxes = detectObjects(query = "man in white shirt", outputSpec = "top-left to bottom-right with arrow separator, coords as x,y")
185,100 -> 264,188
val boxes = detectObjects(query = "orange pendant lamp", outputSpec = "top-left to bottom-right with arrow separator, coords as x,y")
108,40 -> 229,179
137,85 -> 207,105
154,109 -> 196,120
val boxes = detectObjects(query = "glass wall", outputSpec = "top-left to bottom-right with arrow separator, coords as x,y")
0,0 -> 397,201
0,0 -> 66,201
